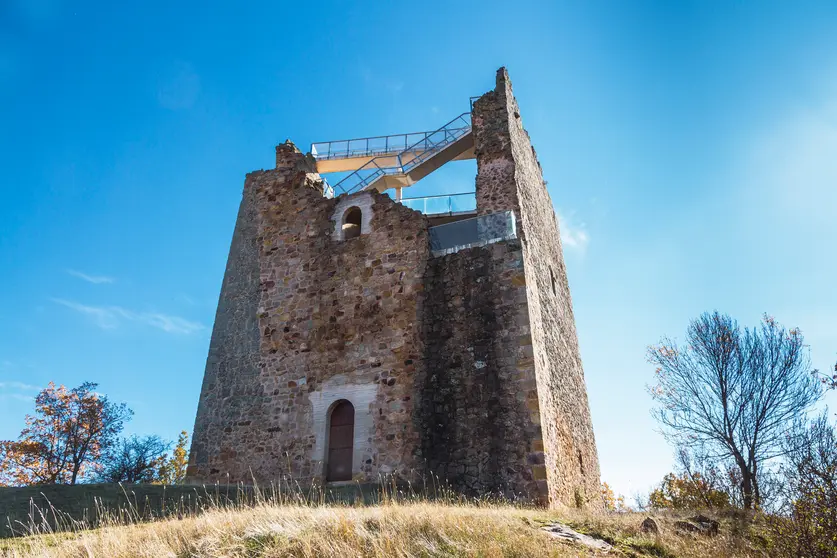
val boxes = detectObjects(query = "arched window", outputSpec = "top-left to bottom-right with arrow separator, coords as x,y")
342,207 -> 362,240
326,400 -> 354,481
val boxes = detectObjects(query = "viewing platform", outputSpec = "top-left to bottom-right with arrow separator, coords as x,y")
310,111 -> 476,197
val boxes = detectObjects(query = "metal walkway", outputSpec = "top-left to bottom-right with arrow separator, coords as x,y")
310,112 -> 475,196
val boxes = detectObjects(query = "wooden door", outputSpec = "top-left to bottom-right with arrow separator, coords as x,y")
327,401 -> 354,482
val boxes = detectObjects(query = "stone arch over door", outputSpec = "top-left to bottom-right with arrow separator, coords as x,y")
308,378 -> 377,482
326,400 -> 354,482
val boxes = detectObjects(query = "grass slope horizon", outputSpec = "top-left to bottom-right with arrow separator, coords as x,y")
0,496 -> 771,558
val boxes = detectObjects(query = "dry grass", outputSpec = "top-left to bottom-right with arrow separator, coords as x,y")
559,508 -> 771,558
0,493 -> 773,558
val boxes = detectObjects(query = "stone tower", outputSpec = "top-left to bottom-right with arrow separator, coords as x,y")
187,68 -> 601,507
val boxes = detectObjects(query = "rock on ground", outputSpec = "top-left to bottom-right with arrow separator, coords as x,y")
675,514 -> 720,536
640,516 -> 659,534
542,523 -> 613,552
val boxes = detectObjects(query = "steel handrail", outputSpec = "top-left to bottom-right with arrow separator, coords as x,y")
399,191 -> 476,215
332,112 -> 472,195
401,191 -> 474,201
396,112 -> 471,159
312,113 -> 472,160
311,130 -> 442,159
317,123 -> 468,165
399,120 -> 470,174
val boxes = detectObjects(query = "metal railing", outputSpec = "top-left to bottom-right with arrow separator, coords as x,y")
399,116 -> 470,176
331,112 -> 472,195
399,192 -> 476,215
331,158 -> 400,195
428,210 -> 517,256
311,131 -> 440,161
310,107 -> 478,162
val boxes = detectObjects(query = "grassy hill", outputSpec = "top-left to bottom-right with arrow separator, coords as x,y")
0,499 -> 771,557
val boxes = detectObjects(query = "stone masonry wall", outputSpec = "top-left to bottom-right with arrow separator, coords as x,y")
188,176 -> 263,480
190,69 -> 600,508
190,142 -> 431,484
417,240 -> 547,502
472,68 -> 602,507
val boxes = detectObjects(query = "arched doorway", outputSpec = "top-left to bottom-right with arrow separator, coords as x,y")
327,400 -> 354,482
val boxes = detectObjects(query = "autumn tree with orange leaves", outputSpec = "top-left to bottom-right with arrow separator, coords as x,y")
0,382 -> 132,486
159,430 -> 190,485
601,482 -> 629,512
649,471 -> 731,510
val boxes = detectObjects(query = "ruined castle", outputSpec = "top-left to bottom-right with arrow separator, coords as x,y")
187,68 -> 601,507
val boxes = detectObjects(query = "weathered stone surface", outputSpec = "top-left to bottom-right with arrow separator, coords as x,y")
675,520 -> 702,534
472,68 -> 602,507
688,514 -> 720,536
189,154 -> 429,484
188,68 -> 601,509
541,523 -> 613,552
675,515 -> 720,537
417,240 -> 545,501
640,516 -> 660,534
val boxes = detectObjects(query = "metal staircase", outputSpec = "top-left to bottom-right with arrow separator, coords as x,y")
310,112 -> 475,196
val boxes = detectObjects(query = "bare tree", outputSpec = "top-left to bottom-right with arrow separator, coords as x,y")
769,412 -> 837,557
98,435 -> 170,484
648,312 -> 822,509
817,360 -> 837,390
783,412 -> 837,504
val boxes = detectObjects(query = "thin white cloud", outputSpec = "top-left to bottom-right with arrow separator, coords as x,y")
66,269 -> 115,284
52,298 -> 119,328
178,294 -> 198,306
51,299 -> 205,334
557,211 -> 590,253
0,393 -> 35,403
0,378 -> 40,404
0,381 -> 40,392
133,311 -> 206,334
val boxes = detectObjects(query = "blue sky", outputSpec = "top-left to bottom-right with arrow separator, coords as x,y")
1,0 -> 835,498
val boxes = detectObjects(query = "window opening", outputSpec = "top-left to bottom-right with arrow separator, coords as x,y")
342,207 -> 362,240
